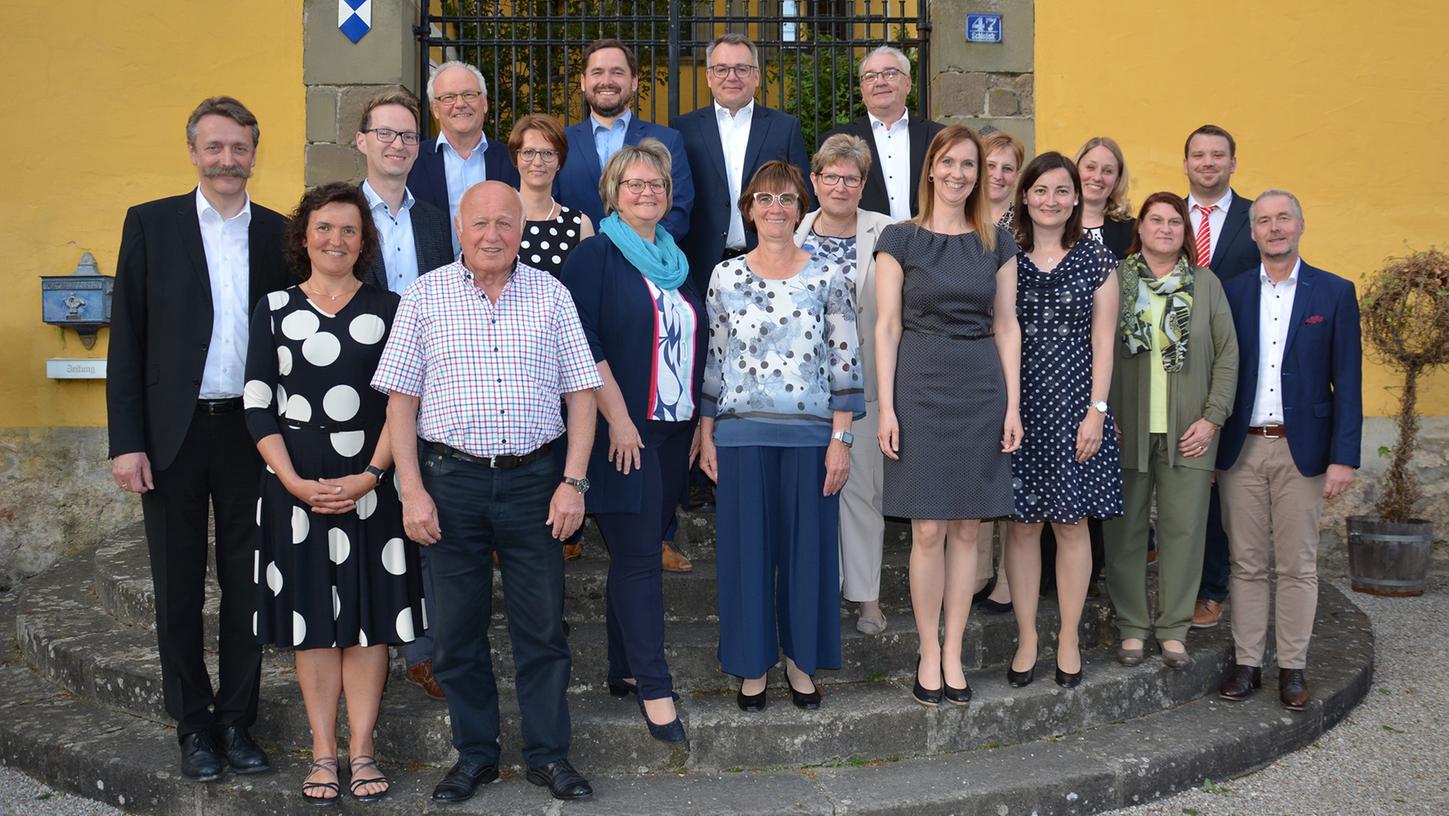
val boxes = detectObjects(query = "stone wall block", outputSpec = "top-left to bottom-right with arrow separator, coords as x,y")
306,85 -> 340,143
931,0 -> 1034,74
304,143 -> 365,186
932,71 -> 988,118
304,0 -> 415,86
985,88 -> 1020,117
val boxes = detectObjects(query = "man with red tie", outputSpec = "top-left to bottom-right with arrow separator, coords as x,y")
1183,123 -> 1260,630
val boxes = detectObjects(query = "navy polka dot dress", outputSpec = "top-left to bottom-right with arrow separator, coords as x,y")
1011,239 -> 1124,524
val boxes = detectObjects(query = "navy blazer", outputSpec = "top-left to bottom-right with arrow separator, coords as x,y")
406,134 -> 520,219
1200,189 -> 1260,281
670,103 -> 813,292
359,195 -> 454,293
560,234 -> 708,514
1215,261 -> 1363,476
555,116 -> 694,240
821,114 -> 944,217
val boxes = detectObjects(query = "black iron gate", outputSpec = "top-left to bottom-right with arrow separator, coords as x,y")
416,1 -> 930,148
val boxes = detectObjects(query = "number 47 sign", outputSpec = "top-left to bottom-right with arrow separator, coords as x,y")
966,13 -> 1003,44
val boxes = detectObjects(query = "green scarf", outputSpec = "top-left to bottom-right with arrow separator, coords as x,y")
1119,253 -> 1194,373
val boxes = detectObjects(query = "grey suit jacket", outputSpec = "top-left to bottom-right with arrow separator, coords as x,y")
361,196 -> 454,293
795,207 -> 898,403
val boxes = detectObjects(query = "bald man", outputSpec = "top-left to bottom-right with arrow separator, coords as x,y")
373,181 -> 601,803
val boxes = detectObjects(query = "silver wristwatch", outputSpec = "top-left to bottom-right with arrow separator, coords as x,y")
831,430 -> 854,447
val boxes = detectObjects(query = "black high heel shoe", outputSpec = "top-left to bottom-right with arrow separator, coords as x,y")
1054,664 -> 1083,688
1007,657 -> 1036,688
737,683 -> 767,711
943,668 -> 972,705
637,695 -> 686,743
911,656 -> 943,707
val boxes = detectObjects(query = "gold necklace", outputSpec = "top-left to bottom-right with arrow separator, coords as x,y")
304,281 -> 358,302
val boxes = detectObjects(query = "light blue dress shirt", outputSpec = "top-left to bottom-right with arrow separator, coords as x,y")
592,110 -> 632,169
438,132 -> 489,254
361,180 -> 420,294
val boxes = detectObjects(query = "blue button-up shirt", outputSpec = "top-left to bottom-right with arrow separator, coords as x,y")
592,110 -> 631,169
438,132 -> 490,254
361,180 -> 420,294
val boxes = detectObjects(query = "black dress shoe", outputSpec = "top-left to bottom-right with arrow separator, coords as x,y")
431,759 -> 499,802
1279,668 -> 1311,711
1218,664 -> 1262,701
737,684 -> 767,711
943,671 -> 972,705
526,758 -> 593,801
1007,664 -> 1036,688
976,597 -> 1014,615
637,694 -> 687,742
608,678 -> 637,698
971,578 -> 996,605
1054,664 -> 1083,688
788,678 -> 822,710
179,731 -> 225,782
911,656 -> 943,707
216,725 -> 271,774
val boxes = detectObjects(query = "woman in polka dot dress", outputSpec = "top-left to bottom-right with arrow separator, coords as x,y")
243,183 -> 423,804
510,113 -> 595,279
1002,153 -> 1123,691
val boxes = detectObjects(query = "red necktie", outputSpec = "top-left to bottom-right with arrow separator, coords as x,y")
1194,204 -> 1216,266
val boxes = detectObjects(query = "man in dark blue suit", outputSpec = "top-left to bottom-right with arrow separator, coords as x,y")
1214,190 -> 1361,711
556,39 -> 693,239
671,32 -> 812,295
1184,124 -> 1261,629
406,61 -> 520,255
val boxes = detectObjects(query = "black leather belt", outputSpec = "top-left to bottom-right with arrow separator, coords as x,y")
196,398 -> 243,414
424,440 -> 552,470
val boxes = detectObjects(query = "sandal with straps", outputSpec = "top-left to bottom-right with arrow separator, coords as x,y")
302,756 -> 340,807
349,754 -> 392,802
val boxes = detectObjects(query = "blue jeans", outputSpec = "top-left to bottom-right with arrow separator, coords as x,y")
420,442 -> 571,767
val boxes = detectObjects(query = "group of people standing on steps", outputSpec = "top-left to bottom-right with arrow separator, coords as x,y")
105,31 -> 1365,809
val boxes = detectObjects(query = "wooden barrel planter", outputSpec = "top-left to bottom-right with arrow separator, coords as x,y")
1346,515 -> 1434,597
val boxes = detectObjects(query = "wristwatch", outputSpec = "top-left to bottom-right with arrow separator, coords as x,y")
831,430 -> 854,447
1089,401 -> 1109,415
562,476 -> 591,495
364,465 -> 386,485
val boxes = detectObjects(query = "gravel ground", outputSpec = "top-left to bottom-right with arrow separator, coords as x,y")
3,538 -> 1444,816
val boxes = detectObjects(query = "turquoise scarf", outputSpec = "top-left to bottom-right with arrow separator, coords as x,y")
598,213 -> 690,291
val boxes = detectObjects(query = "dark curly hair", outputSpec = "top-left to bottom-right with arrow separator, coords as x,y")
283,182 -> 379,281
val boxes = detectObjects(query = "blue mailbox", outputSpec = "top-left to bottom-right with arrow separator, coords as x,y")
41,251 -> 114,349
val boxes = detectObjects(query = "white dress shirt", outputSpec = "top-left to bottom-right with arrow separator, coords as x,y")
195,188 -> 251,398
1248,259 -> 1301,426
1188,188 -> 1234,263
362,180 -> 420,294
716,100 -> 755,250
438,131 -> 490,254
869,110 -> 911,220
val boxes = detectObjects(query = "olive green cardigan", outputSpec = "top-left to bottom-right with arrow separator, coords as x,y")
1109,262 -> 1240,473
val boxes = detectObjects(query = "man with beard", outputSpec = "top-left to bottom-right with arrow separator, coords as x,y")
556,38 -> 693,238
107,96 -> 289,781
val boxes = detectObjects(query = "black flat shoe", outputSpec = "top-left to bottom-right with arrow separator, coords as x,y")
971,578 -> 996,605
525,758 -> 593,801
637,695 -> 687,742
911,656 -> 943,707
608,678 -> 637,698
788,678 -> 822,710
737,684 -> 767,711
216,725 -> 271,775
431,759 -> 499,802
976,597 -> 1013,615
179,731 -> 225,782
1054,664 -> 1083,688
943,671 -> 972,705
1007,665 -> 1036,688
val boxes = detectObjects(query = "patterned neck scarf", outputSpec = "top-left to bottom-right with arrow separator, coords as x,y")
1119,252 -> 1194,373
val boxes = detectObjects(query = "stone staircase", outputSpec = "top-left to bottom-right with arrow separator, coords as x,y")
0,514 -> 1373,814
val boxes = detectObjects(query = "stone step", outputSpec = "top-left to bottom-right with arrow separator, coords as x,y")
19,544 -> 1224,773
0,579 -> 1374,815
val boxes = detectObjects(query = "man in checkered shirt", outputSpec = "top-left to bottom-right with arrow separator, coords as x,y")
373,180 -> 601,803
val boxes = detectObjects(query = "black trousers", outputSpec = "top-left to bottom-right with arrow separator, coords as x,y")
140,409 -> 262,741
1197,485 -> 1231,602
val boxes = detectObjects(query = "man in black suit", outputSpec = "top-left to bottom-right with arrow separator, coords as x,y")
107,96 -> 289,781
406,61 -> 520,255
1183,123 -> 1261,631
820,45 -> 943,219
671,32 -> 812,295
353,88 -> 454,699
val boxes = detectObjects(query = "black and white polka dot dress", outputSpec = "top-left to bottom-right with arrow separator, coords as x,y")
243,285 -> 425,650
521,206 -> 584,278
1011,239 -> 1124,523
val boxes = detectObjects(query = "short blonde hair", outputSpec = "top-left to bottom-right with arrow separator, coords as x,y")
982,130 -> 1025,172
599,138 -> 673,216
1075,136 -> 1133,221
811,133 -> 872,178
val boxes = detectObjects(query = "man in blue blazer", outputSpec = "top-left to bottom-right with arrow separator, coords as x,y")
671,32 -> 812,294
406,61 -> 520,255
1214,190 -> 1362,711
1184,124 -> 1262,628
556,39 -> 693,240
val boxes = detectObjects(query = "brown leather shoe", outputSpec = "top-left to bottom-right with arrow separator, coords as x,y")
1190,598 -> 1223,629
1218,664 -> 1262,701
1279,668 -> 1310,711
562,541 -> 583,561
661,541 -> 693,573
407,660 -> 446,701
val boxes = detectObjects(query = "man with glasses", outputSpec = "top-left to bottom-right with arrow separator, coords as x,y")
408,61 -> 520,254
352,87 -> 454,701
821,45 -> 943,219
557,38 -> 693,239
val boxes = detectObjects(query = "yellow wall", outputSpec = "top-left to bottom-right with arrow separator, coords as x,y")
1036,0 -> 1449,416
0,1 -> 304,427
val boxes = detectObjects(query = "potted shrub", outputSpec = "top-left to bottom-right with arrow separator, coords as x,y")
1347,248 -> 1449,596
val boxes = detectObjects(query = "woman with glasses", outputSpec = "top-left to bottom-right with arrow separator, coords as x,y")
510,114 -> 595,280
699,161 -> 864,711
793,134 -> 895,637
